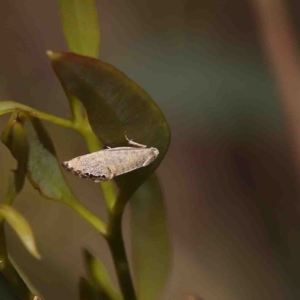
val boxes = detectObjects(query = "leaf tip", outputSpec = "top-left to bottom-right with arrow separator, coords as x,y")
46,50 -> 61,61
83,248 -> 93,263
31,248 -> 42,260
46,50 -> 53,56
0,204 -> 42,260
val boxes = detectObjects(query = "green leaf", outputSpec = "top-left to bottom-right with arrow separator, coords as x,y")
79,277 -> 105,300
79,277 -> 93,300
0,112 -> 35,295
8,256 -> 42,299
0,204 -> 41,260
0,272 -> 22,300
0,224 -> 7,271
58,0 -> 100,58
130,175 -> 171,300
0,226 -> 36,299
24,117 -> 77,205
83,249 -> 122,300
1,112 -> 29,204
48,52 -> 171,196
23,117 -> 107,235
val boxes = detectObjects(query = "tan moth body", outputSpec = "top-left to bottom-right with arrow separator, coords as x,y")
62,137 -> 159,182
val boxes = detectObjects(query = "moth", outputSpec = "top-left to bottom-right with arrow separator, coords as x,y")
62,135 -> 159,182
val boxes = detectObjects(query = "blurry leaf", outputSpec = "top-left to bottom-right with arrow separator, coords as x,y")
58,0 -> 100,58
1,112 -> 29,203
24,117 -> 77,205
79,277 -> 106,300
84,249 -> 122,300
130,174 -> 171,300
0,204 -> 41,260
48,52 -> 171,196
0,225 -> 7,271
0,111 -> 28,276
9,255 -> 42,298
0,262 -> 34,300
0,225 -> 35,299
0,114 -> 45,298
21,116 -> 106,235
79,277 -> 92,300
0,272 -> 22,300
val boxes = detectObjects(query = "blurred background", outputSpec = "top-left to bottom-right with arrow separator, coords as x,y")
1,0 -> 300,299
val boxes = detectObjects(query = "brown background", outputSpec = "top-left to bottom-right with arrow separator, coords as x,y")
1,0 -> 300,299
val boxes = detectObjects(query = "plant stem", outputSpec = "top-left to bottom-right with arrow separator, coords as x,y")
76,120 -> 117,211
75,108 -> 134,299
34,111 -> 74,129
106,194 -> 137,300
1,101 -> 117,210
2,100 -> 133,298
0,101 -> 74,130
76,122 -> 102,152
100,181 -> 116,212
68,95 -> 83,124
69,200 -> 107,236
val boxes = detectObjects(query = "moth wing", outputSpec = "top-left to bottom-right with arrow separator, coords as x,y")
77,152 -> 111,177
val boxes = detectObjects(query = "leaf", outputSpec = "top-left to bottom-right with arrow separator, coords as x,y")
8,256 -> 42,299
130,174 -> 171,300
83,249 -> 122,300
79,277 -> 105,300
0,204 -> 41,260
79,277 -> 94,300
48,52 -> 171,196
0,224 -> 36,299
58,0 -> 100,58
0,272 -> 22,300
1,112 -> 29,203
23,117 -> 106,235
0,224 -> 7,271
24,117 -> 77,205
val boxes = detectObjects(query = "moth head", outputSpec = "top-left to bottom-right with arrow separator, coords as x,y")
62,161 -> 71,171
151,147 -> 159,159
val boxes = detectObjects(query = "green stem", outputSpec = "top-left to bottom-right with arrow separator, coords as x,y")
69,200 -> 107,236
76,122 -> 102,152
1,101 -> 117,210
100,181 -> 116,212
106,194 -> 137,300
2,101 -> 134,298
33,111 -> 74,129
73,107 -> 133,299
76,120 -> 116,211
66,94 -> 84,124
0,101 -> 74,130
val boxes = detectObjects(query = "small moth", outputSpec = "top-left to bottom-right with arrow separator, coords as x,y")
62,135 -> 159,182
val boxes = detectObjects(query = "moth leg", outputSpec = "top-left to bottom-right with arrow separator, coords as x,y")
124,133 -> 147,148
93,167 -> 113,182
105,145 -> 112,149
106,167 -> 115,180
